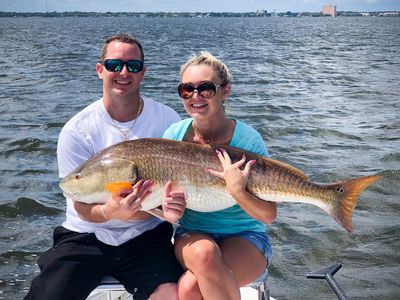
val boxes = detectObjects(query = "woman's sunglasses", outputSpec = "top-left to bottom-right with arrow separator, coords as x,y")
177,82 -> 223,99
103,59 -> 144,73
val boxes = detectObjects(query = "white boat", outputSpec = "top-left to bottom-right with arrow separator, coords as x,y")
87,263 -> 348,300
87,236 -> 274,299
87,275 -> 274,300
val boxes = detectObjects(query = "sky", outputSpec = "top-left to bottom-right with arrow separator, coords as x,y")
0,0 -> 399,13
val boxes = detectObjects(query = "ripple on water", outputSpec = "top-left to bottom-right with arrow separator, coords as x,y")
0,16 -> 399,300
0,198 -> 61,218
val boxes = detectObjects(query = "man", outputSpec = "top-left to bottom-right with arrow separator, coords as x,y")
24,33 -> 185,300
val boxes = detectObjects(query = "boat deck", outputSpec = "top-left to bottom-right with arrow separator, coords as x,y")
87,276 -> 274,300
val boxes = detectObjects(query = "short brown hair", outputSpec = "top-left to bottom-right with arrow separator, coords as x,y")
100,33 -> 144,62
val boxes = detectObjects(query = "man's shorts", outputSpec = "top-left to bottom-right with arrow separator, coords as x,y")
25,222 -> 183,300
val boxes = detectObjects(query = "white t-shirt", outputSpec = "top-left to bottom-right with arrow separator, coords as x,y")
57,97 -> 181,246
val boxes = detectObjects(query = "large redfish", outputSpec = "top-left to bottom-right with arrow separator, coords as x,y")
59,138 -> 381,232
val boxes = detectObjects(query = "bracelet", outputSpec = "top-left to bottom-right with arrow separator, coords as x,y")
100,205 -> 110,220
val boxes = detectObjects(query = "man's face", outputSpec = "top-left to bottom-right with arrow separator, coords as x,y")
96,41 -> 146,98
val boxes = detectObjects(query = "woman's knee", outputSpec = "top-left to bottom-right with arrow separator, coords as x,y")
184,242 -> 221,271
149,282 -> 178,300
178,271 -> 202,300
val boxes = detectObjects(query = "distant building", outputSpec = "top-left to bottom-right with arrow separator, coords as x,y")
256,9 -> 268,16
322,4 -> 337,17
382,11 -> 400,16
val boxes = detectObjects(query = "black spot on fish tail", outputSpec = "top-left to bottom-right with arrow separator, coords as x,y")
327,175 -> 382,233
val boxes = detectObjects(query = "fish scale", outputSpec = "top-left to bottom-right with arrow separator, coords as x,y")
60,138 -> 381,233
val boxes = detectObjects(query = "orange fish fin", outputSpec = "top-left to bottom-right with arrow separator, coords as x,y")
105,181 -> 133,193
328,175 -> 382,233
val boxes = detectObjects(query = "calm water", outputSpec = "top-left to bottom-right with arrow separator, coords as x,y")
0,16 -> 399,299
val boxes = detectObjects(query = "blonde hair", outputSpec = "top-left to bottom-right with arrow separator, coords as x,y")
180,51 -> 232,85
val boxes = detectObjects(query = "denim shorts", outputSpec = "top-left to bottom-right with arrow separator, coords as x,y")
175,227 -> 271,285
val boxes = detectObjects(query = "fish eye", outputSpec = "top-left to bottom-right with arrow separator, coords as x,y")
75,173 -> 81,180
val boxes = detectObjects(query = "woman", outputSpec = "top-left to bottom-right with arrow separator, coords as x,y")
163,51 -> 277,300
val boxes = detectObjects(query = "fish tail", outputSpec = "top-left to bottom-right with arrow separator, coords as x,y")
329,175 -> 381,233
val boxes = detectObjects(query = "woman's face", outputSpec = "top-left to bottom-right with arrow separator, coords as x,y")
180,64 -> 230,120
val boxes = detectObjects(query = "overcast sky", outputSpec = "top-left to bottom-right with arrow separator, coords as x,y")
0,0 -> 399,13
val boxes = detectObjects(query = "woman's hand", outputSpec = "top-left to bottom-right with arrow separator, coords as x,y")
206,149 -> 276,224
207,149 -> 256,198
162,180 -> 186,223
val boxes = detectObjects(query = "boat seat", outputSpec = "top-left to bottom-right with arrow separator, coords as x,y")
87,274 -> 270,300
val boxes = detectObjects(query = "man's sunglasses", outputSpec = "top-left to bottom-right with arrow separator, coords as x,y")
103,59 -> 144,73
177,82 -> 224,99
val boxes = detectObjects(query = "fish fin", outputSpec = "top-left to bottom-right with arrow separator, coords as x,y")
147,208 -> 181,227
105,181 -> 133,193
328,175 -> 382,233
266,158 -> 309,180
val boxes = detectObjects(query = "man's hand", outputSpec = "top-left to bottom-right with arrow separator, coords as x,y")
162,180 -> 186,223
102,179 -> 154,221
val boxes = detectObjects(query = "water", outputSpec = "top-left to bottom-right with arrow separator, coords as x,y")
0,16 -> 399,299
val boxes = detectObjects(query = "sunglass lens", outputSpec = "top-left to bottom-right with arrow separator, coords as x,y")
178,83 -> 194,99
104,60 -> 123,72
197,82 -> 217,98
127,60 -> 143,73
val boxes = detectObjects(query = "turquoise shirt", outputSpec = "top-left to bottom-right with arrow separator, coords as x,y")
163,118 -> 269,234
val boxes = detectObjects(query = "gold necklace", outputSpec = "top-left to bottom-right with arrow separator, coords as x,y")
192,119 -> 234,145
192,124 -> 214,144
110,97 -> 143,141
